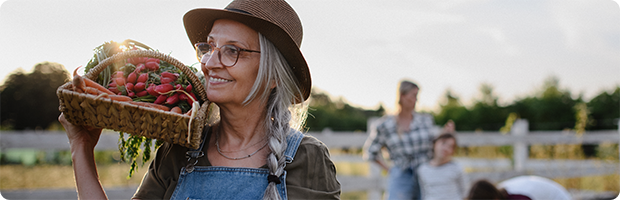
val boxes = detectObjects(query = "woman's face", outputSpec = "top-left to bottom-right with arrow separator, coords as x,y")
201,19 -> 261,106
399,87 -> 418,110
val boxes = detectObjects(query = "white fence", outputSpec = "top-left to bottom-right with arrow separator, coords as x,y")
1,119 -> 619,199
307,119 -> 620,199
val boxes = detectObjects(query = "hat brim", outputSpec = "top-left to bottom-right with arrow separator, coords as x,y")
183,8 -> 311,102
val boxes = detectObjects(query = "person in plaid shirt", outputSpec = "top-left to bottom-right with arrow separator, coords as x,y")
364,79 -> 455,200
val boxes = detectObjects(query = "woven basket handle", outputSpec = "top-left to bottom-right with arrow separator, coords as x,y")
83,50 -> 207,104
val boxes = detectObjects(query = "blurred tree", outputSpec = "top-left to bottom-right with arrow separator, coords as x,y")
587,86 -> 619,130
582,86 -> 618,157
468,83 -> 510,131
0,62 -> 70,130
508,76 -> 578,130
305,89 -> 383,132
434,89 -> 471,130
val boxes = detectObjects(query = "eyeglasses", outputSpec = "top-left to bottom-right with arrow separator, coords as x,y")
194,42 -> 261,67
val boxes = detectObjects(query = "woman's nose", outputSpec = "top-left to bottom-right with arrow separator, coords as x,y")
202,52 -> 223,70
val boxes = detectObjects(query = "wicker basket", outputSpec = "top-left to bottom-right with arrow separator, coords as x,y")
57,50 -> 210,149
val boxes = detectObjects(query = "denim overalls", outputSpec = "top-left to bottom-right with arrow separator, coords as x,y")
170,128 -> 305,200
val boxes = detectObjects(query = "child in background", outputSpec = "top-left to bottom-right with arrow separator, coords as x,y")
417,132 -> 468,200
466,176 -> 572,200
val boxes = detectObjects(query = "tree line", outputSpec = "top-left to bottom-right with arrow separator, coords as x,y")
1,62 -> 618,134
1,62 -> 70,130
306,76 -> 618,133
433,77 -> 619,132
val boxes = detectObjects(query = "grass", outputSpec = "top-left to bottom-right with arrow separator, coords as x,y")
0,163 -> 370,199
335,162 -> 370,176
0,163 -> 147,190
1,144 -> 618,198
340,191 -> 368,200
555,174 -> 619,192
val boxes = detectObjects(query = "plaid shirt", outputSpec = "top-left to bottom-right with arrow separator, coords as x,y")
364,112 -> 436,169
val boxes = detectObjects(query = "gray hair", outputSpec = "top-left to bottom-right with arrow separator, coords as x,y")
243,33 -> 308,200
399,80 -> 419,96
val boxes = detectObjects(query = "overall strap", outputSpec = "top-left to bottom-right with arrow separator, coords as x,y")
185,126 -> 210,173
284,129 -> 304,164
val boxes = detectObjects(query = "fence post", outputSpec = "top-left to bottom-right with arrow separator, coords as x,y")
512,119 -> 529,172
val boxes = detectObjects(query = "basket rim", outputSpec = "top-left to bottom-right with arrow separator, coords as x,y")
84,49 -> 208,104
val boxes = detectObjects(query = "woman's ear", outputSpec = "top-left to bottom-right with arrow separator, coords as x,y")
270,79 -> 277,89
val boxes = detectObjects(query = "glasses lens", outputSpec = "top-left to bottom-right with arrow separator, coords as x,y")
195,43 -> 212,60
220,45 -> 240,67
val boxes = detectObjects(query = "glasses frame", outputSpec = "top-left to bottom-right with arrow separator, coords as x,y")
194,42 -> 261,67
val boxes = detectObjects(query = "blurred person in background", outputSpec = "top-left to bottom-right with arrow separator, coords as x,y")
364,79 -> 455,200
467,176 -> 571,200
417,131 -> 468,200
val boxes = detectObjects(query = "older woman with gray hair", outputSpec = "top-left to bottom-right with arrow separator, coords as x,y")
59,0 -> 340,199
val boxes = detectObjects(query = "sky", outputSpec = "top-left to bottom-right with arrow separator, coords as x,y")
1,0 -> 619,113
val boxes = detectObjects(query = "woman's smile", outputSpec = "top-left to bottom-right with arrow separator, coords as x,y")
209,76 -> 233,84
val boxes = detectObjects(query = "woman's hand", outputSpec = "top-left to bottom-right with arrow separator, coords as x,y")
58,113 -> 103,150
58,113 -> 108,199
442,119 -> 455,134
373,158 -> 390,172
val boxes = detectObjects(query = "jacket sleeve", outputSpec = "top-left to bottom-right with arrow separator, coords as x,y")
132,142 -> 187,199
285,135 -> 341,199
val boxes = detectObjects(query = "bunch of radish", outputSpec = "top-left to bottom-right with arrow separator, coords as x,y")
101,56 -> 199,115
79,40 -> 205,178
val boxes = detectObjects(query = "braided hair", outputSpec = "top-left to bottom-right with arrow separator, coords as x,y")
244,33 -> 308,200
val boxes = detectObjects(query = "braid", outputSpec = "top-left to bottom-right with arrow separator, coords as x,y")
263,90 -> 290,200
246,33 -> 306,200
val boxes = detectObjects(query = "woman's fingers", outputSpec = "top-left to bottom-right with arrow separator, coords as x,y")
443,119 -> 455,133
58,113 -> 103,149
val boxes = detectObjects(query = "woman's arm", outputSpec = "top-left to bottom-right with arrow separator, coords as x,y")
59,113 -> 108,199
364,118 -> 389,171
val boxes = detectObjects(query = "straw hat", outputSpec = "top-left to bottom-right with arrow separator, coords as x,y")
183,0 -> 311,102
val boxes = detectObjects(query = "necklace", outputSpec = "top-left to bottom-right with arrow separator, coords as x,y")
215,133 -> 269,160
218,137 -> 267,153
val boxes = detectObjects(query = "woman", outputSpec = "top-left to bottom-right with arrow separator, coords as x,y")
364,80 -> 454,200
59,0 -> 341,199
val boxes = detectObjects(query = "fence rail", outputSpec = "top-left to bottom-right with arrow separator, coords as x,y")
1,119 -> 619,199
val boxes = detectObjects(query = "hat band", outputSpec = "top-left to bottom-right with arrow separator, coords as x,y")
226,8 -> 252,16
